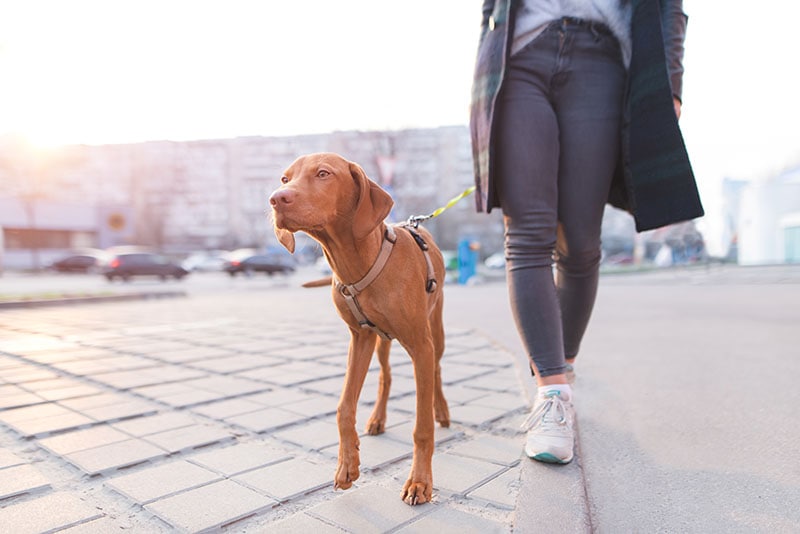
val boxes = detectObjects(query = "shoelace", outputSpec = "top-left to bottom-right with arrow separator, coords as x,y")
520,392 -> 569,431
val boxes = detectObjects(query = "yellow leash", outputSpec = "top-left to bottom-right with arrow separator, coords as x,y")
406,185 -> 476,227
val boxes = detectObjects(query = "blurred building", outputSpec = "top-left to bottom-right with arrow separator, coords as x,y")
0,128 -> 504,270
732,165 -> 800,265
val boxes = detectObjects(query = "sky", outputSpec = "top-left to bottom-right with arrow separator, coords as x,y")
1,1 -> 799,254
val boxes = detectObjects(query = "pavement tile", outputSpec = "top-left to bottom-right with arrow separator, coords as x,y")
93,366 -> 205,390
24,348 -> 116,365
0,463 -> 51,499
470,392 -> 528,413
248,388 -> 325,407
0,448 -> 25,468
37,384 -> 105,402
0,491 -> 103,532
244,366 -> 319,386
444,335 -> 494,351
105,459 -> 222,504
234,457 -> 332,501
149,346 -> 236,364
282,394 -> 339,418
464,367 -> 520,393
190,397 -> 267,419
156,388 -> 227,408
38,425 -> 130,455
450,403 -> 513,427
190,354 -> 283,374
301,376 -> 347,396
441,384 -> 491,405
130,382 -> 191,399
0,366 -> 61,384
80,399 -> 160,422
145,479 -> 275,532
441,363 -> 493,384
2,410 -> 94,438
255,343 -> 342,361
186,375 -> 267,395
0,392 -> 45,410
395,505 -> 509,533
57,516 -> 129,533
142,424 -> 234,453
58,392 -> 140,411
64,438 -> 168,475
264,512 -> 348,533
467,467 -> 520,510
188,441 -> 292,476
447,434 -> 523,467
13,377 -> 83,392
111,412 -> 197,437
355,434 -> 414,470
227,407 -> 309,433
273,418 -> 339,450
431,453 -> 507,495
307,485 -> 429,532
0,335 -> 78,355
380,420 -> 463,447
52,358 -> 128,375
0,402 -> 66,422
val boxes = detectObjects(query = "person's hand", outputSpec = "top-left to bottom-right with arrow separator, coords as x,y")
673,97 -> 682,120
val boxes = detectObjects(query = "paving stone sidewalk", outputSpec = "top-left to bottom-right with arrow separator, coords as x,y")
0,292 -> 530,532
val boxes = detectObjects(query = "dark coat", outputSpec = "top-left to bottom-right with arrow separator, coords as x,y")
469,0 -> 704,232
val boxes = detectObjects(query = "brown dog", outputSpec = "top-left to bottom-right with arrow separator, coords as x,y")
269,152 -> 449,505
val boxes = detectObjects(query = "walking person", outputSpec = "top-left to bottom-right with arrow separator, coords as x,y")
469,0 -> 704,463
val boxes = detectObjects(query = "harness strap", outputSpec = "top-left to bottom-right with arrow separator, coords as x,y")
335,226 -> 397,340
404,226 -> 438,293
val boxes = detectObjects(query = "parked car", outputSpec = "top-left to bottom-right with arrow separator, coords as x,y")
50,250 -> 110,273
181,250 -> 229,272
103,252 -> 188,281
484,252 -> 506,269
223,250 -> 296,277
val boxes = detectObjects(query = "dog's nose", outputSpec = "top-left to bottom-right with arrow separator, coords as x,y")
269,189 -> 294,207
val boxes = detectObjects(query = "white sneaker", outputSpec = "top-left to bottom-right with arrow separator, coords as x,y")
521,390 -> 575,464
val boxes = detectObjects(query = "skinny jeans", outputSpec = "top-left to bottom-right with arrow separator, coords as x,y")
494,18 -> 626,377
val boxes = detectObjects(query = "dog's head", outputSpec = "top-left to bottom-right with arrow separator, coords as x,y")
269,152 -> 393,253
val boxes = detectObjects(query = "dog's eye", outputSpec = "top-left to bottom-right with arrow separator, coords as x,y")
317,169 -> 330,178
280,176 -> 289,184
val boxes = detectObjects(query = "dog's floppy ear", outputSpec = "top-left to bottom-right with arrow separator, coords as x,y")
274,225 -> 296,253
350,161 -> 393,240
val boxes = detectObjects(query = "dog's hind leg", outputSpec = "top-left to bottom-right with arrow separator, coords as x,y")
366,336 -> 391,435
431,296 -> 450,428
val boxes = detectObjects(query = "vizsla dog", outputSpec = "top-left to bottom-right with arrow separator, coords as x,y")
269,152 -> 449,505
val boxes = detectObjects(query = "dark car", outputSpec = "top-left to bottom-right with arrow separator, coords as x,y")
50,251 -> 109,273
104,253 -> 188,281
223,251 -> 296,277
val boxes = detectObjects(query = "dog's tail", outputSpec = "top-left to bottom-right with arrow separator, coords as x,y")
302,276 -> 333,288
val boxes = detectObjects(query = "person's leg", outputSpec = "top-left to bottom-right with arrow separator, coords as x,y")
552,23 -> 627,365
494,30 -> 568,387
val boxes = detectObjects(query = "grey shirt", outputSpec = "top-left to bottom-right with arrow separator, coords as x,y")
512,0 -> 633,65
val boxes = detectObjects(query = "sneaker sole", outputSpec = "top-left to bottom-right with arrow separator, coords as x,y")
531,452 -> 573,464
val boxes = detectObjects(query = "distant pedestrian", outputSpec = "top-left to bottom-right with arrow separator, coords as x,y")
469,0 -> 703,464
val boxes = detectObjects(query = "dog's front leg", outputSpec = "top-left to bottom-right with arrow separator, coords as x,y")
334,330 -> 376,491
401,340 -> 436,505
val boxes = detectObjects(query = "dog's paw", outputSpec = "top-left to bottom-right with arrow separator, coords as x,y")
401,477 -> 432,506
365,417 -> 386,435
334,456 -> 360,491
435,401 -> 450,428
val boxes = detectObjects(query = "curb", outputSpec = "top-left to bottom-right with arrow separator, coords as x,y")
0,291 -> 188,309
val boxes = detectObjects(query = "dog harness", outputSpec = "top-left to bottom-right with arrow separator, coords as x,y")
335,224 -> 437,341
